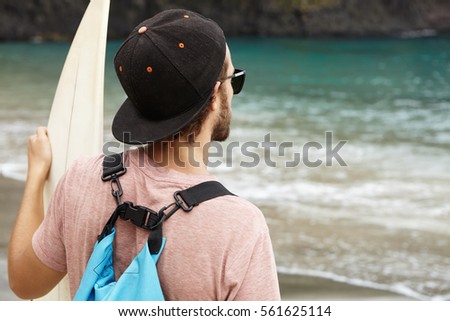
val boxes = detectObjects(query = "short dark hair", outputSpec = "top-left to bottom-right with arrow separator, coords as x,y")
178,60 -> 229,143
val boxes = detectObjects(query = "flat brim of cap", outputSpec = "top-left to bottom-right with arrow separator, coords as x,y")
112,93 -> 212,144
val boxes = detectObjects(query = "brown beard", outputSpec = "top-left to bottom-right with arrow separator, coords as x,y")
211,90 -> 231,142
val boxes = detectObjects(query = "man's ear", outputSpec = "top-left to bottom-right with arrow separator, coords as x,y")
210,81 -> 222,111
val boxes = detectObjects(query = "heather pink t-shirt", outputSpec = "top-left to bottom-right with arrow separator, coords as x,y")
32,148 -> 280,300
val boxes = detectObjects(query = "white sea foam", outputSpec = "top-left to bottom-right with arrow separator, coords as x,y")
0,163 -> 27,181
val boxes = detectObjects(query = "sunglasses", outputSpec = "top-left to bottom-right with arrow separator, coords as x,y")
220,69 -> 246,95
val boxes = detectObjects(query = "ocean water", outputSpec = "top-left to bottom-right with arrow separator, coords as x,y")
1,37 -> 449,300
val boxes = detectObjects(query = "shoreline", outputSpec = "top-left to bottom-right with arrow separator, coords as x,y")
0,174 -> 413,301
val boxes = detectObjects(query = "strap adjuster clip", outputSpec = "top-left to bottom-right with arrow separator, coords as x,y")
102,153 -> 127,182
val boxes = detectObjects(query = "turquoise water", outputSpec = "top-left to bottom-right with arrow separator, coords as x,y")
1,37 -> 450,299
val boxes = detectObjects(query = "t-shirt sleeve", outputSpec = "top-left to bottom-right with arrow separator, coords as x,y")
226,224 -> 281,301
32,173 -> 68,273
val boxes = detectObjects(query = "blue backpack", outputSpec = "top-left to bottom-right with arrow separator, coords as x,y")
74,153 -> 233,301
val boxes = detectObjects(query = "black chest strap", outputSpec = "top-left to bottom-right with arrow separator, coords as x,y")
99,153 -> 235,254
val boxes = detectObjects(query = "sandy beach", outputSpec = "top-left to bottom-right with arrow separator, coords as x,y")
0,174 -> 412,301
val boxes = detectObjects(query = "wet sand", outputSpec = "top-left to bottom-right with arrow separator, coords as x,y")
0,175 -> 23,300
0,175 -> 412,301
278,273 -> 411,301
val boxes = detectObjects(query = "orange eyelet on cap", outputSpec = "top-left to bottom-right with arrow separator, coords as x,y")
146,66 -> 153,73
184,15 -> 189,19
138,26 -> 148,34
119,66 -> 123,72
179,42 -> 185,49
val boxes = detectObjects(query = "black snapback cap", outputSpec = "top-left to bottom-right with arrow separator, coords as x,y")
112,9 -> 226,144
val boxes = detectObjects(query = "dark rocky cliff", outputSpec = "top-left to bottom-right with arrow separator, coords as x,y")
1,0 -> 449,41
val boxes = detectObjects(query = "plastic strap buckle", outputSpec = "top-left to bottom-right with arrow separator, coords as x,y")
120,202 -> 160,230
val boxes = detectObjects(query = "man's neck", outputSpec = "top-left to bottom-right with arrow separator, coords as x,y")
147,137 -> 210,175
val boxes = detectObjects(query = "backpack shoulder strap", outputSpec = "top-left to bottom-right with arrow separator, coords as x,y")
175,181 -> 234,210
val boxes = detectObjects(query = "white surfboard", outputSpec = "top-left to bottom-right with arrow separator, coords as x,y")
40,0 -> 110,300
